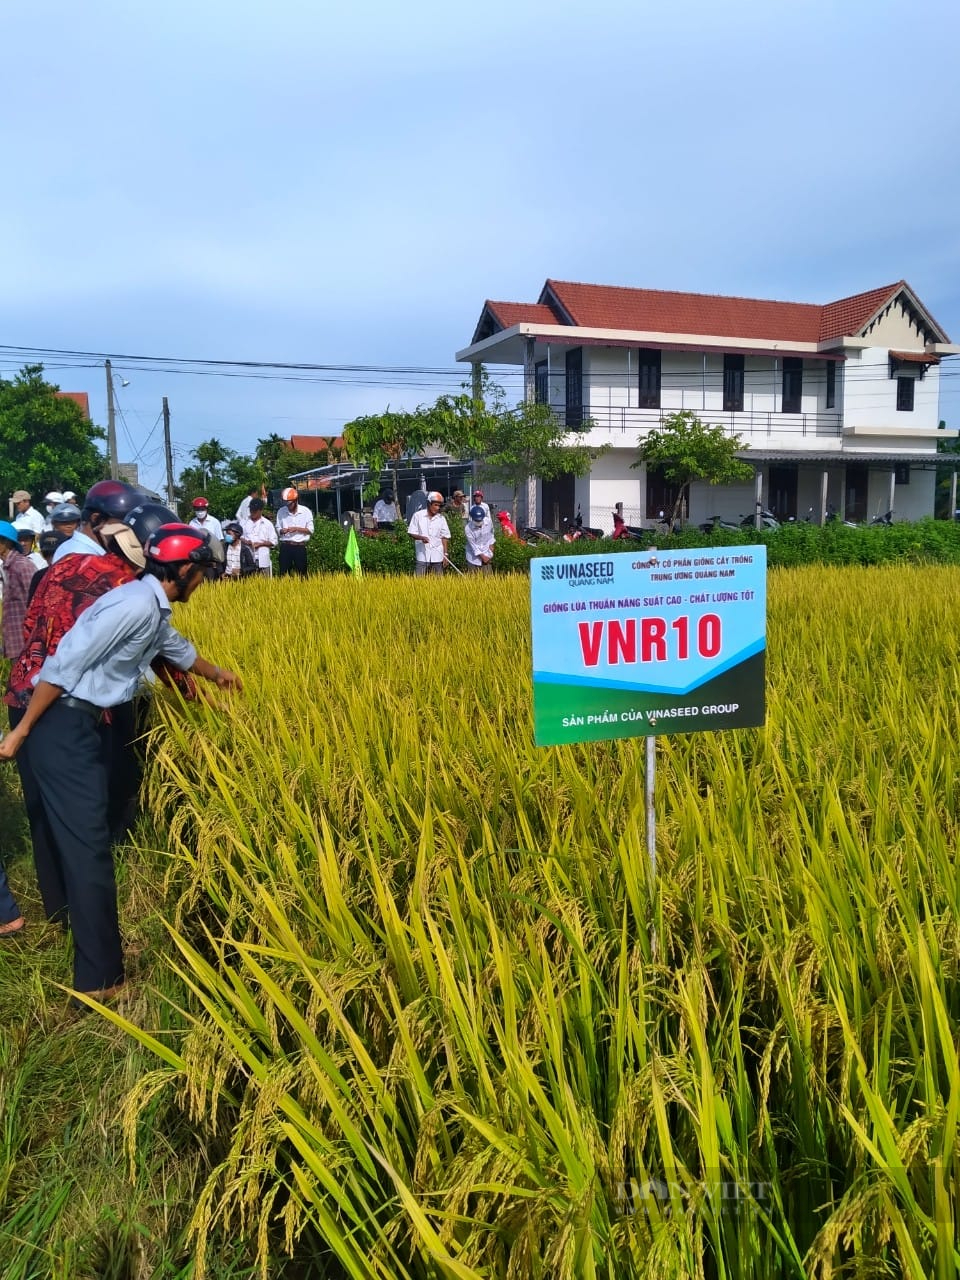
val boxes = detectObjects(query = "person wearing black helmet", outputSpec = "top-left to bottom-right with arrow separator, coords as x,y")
52,479 -> 146,564
0,523 -> 241,1003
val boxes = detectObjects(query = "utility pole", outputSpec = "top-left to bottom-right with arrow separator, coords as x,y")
105,359 -> 119,479
162,397 -> 175,506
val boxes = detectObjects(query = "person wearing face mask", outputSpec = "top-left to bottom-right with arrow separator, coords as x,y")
188,497 -> 224,542
221,521 -> 256,579
42,491 -> 65,531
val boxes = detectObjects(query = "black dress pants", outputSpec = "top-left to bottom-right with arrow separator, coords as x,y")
278,542 -> 308,576
26,701 -> 124,992
10,705 -> 66,924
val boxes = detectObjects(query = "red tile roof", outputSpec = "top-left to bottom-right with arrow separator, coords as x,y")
476,279 -> 946,346
890,349 -> 940,364
487,301 -> 558,328
290,435 -> 345,452
55,390 -> 90,417
545,279 -> 824,341
818,283 -> 903,342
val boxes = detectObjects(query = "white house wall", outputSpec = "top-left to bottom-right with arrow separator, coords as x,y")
579,348 -> 843,451
531,334 -> 947,528
843,346 -> 941,433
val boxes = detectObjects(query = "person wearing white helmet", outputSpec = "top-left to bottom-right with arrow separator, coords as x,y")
407,491 -> 450,576
61,490 -> 77,505
275,486 -> 314,576
42,491 -> 64,531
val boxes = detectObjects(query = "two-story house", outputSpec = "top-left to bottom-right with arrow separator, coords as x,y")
456,279 -> 959,530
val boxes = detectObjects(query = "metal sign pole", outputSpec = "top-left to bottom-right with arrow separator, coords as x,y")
646,732 -> 658,957
645,733 -> 656,881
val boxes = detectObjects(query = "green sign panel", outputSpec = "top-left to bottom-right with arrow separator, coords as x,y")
531,547 -> 766,745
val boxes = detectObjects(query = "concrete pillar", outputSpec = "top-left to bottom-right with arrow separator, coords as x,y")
753,469 -> 763,529
888,468 -> 896,517
950,470 -> 957,520
819,470 -> 829,526
524,336 -> 537,526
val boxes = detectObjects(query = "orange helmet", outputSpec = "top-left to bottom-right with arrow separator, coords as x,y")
282,487 -> 298,502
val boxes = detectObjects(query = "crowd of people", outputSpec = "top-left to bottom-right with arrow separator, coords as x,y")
404,486 -> 495,575
0,481 -> 241,1007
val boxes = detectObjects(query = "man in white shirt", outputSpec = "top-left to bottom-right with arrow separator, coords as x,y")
470,487 -> 491,519
372,492 -> 398,528
241,498 -> 278,575
235,485 -> 260,523
407,491 -> 450,576
275,487 -> 314,576
11,490 -> 44,535
189,496 -> 223,542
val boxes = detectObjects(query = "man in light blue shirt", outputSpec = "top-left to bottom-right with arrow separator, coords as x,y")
0,523 -> 242,1004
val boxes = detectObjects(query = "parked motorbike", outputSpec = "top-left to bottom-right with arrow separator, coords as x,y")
612,511 -> 647,540
825,504 -> 861,528
739,508 -> 780,530
699,514 -> 741,534
520,525 -> 559,544
562,506 -> 603,542
870,509 -> 894,526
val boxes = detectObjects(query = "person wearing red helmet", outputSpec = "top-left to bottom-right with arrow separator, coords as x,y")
0,523 -> 241,1004
275,486 -> 314,577
188,496 -> 223,543
6,501 -> 182,922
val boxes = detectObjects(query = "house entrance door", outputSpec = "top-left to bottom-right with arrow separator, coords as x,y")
768,466 -> 798,521
540,473 -> 575,530
845,464 -> 868,522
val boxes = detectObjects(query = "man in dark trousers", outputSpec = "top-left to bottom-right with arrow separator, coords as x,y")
6,499 -> 181,925
0,524 -> 241,1002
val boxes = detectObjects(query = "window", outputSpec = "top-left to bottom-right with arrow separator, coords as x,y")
782,358 -> 803,414
895,463 -> 910,485
896,376 -> 915,412
637,348 -> 661,409
826,361 -> 836,409
723,355 -> 744,412
535,360 -> 548,405
565,348 -> 583,428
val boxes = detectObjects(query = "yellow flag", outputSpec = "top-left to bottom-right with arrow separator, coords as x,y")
344,525 -> 363,578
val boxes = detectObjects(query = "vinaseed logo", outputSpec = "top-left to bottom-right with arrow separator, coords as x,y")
539,563 -> 555,580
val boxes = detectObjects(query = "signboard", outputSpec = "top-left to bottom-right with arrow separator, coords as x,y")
531,547 -> 766,746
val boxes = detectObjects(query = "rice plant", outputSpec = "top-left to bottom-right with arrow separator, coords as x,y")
101,566 -> 960,1278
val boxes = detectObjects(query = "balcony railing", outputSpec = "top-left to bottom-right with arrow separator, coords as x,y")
555,404 -> 843,439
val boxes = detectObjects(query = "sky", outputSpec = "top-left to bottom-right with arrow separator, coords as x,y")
2,0 -> 959,495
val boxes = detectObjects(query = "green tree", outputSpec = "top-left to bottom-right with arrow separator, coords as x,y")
0,364 -> 106,501
343,408 -> 442,504
472,399 -> 605,522
632,410 -> 753,527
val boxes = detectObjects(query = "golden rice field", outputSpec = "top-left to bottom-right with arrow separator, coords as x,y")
119,566 -> 960,1279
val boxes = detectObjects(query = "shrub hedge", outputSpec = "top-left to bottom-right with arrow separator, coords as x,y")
299,516 -> 960,574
